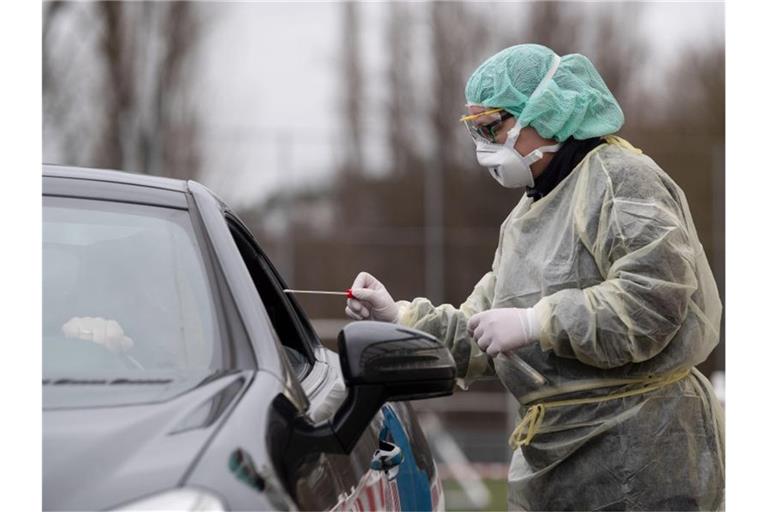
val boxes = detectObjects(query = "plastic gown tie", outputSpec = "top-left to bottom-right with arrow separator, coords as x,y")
509,369 -> 690,450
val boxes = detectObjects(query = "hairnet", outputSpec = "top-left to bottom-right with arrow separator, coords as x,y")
465,44 -> 625,142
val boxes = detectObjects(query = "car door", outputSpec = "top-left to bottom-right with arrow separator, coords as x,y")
224,214 -> 406,510
225,213 -> 447,511
188,182 -> 443,510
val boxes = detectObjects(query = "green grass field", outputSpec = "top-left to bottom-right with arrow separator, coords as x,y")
443,479 -> 508,511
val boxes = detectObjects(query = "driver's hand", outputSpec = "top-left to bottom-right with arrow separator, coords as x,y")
61,317 -> 134,353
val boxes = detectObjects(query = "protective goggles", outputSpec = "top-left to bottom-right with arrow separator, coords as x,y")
459,108 -> 514,144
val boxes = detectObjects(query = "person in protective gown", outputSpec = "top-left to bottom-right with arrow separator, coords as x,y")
345,44 -> 724,511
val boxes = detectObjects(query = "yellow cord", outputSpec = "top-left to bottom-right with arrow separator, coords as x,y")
509,370 -> 689,449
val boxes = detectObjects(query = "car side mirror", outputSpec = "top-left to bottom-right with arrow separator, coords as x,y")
338,321 -> 456,399
278,321 -> 456,467
331,321 -> 456,452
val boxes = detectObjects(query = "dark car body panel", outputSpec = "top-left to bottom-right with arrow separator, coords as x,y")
43,372 -> 250,510
42,165 -> 443,511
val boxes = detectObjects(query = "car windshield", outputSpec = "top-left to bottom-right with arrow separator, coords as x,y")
43,196 -> 224,376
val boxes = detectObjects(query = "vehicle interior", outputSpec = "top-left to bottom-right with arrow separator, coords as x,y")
43,197 -> 220,373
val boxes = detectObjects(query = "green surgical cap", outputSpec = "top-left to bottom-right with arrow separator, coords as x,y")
465,44 -> 624,142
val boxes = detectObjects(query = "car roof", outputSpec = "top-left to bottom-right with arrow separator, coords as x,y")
43,164 -> 189,192
43,164 -> 194,209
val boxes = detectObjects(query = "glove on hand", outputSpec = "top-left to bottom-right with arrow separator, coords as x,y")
345,272 -> 399,323
61,316 -> 135,353
467,308 -> 539,357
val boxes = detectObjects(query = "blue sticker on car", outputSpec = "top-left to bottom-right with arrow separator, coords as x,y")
380,405 -> 432,511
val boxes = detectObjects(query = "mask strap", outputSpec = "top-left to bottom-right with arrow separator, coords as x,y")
505,122 -> 522,142
538,142 -> 562,154
522,143 -> 562,166
530,54 -> 561,100
519,54 -> 562,164
502,53 -> 561,148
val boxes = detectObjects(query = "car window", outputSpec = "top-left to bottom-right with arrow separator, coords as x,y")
226,216 -> 316,380
43,196 -> 225,374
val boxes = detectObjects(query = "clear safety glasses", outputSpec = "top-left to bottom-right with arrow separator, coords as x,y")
459,108 -> 514,144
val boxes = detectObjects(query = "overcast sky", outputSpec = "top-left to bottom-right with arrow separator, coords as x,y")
191,1 -> 724,207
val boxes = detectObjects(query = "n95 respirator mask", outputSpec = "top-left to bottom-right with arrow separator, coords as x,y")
474,123 -> 561,188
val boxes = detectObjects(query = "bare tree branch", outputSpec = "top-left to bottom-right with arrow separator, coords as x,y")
339,2 -> 363,176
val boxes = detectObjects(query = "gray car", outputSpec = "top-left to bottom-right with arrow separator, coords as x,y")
43,165 -> 456,511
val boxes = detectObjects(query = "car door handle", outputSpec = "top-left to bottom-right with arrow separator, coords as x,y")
370,439 -> 403,481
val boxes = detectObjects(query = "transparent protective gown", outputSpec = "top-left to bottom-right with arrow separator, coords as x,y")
397,141 -> 724,511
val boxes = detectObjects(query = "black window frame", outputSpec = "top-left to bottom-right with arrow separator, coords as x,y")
224,214 -> 321,379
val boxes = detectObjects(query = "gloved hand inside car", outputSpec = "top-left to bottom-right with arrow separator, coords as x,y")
346,272 -> 399,323
467,308 -> 539,357
61,316 -> 134,353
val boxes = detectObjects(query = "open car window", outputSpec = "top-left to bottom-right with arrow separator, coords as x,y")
226,215 -> 317,380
